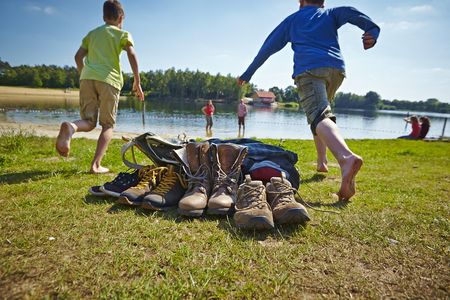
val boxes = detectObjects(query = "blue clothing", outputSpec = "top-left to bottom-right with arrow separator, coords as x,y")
240,6 -> 380,82
208,138 -> 300,189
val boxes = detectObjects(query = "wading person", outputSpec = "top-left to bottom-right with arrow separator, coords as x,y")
238,0 -> 380,200
237,98 -> 248,135
56,0 -> 144,173
202,100 -> 215,135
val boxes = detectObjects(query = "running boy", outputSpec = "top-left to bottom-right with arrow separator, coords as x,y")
56,0 -> 144,174
238,0 -> 380,200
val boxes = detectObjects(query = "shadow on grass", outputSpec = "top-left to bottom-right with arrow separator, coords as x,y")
0,169 -> 81,185
301,173 -> 326,184
84,194 -> 117,205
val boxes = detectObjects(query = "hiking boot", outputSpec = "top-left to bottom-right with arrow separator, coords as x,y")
265,173 -> 310,225
234,175 -> 274,230
141,165 -> 187,211
208,143 -> 248,215
173,142 -> 211,217
100,169 -> 140,197
117,165 -> 166,206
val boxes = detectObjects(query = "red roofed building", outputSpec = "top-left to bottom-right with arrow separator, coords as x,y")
252,90 -> 277,107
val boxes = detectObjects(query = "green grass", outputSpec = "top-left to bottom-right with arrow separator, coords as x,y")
0,130 -> 449,299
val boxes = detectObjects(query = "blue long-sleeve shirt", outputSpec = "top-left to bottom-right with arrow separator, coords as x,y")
240,6 -> 380,82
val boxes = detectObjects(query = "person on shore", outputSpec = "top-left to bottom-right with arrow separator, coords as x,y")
237,98 -> 248,135
238,0 -> 380,200
418,116 -> 430,139
398,116 -> 421,139
55,0 -> 144,174
202,100 -> 215,134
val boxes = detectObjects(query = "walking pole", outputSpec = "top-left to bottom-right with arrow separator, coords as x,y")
141,96 -> 146,129
404,111 -> 409,131
441,118 -> 447,139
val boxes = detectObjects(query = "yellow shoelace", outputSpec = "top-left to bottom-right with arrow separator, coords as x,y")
135,166 -> 167,189
152,167 -> 187,195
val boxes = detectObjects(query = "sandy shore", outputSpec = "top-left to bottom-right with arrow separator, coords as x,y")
0,121 -> 137,140
0,86 -> 79,98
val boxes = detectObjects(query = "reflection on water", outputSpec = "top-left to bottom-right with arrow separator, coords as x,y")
0,96 -> 449,139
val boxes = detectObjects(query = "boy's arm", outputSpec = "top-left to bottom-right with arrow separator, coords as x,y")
74,47 -> 88,74
239,17 -> 291,84
124,44 -> 145,101
333,7 -> 380,50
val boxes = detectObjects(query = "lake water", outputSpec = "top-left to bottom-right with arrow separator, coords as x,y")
0,97 -> 449,140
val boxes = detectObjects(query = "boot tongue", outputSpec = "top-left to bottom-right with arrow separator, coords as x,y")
186,143 -> 200,173
218,144 -> 246,173
270,175 -> 292,189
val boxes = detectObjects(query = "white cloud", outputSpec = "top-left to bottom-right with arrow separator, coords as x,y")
379,21 -> 425,31
26,4 -> 56,15
409,5 -> 435,13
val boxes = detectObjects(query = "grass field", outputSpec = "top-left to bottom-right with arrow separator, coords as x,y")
0,129 -> 449,299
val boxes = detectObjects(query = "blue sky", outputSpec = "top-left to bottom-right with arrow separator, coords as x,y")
1,0 -> 449,103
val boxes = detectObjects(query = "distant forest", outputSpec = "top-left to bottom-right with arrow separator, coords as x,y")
0,59 -> 449,113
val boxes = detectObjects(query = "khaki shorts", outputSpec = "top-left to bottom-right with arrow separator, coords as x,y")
295,67 -> 345,134
79,79 -> 120,128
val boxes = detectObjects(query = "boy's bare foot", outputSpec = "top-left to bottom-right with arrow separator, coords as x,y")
317,161 -> 329,173
338,154 -> 363,200
90,166 -> 110,174
56,122 -> 74,157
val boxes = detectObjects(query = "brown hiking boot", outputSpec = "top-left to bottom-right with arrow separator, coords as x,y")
173,142 -> 211,217
265,173 -> 310,225
208,143 -> 248,215
117,165 -> 166,206
234,175 -> 274,230
141,165 -> 187,211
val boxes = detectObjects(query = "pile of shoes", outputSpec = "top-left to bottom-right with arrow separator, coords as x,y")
89,134 -> 310,230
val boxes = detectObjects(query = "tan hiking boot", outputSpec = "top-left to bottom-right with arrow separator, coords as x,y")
173,142 -> 211,217
234,175 -> 274,230
117,165 -> 166,206
265,173 -> 310,225
141,165 -> 187,211
208,143 -> 248,215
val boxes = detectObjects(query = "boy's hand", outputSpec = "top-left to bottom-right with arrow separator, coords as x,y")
237,78 -> 246,86
133,82 -> 145,101
362,32 -> 376,50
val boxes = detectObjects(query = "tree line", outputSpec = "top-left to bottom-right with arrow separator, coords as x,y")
0,59 -> 448,113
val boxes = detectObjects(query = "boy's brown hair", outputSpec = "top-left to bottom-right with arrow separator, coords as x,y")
305,0 -> 325,5
103,0 -> 124,21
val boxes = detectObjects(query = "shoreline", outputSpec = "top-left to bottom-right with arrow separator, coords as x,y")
0,121 -> 137,140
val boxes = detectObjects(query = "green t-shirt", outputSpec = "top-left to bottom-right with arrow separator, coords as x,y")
80,24 -> 134,90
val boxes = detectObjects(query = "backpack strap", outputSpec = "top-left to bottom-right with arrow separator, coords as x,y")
121,140 -> 145,170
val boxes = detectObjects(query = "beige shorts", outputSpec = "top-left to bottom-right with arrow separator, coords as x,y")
79,79 -> 120,128
295,67 -> 345,134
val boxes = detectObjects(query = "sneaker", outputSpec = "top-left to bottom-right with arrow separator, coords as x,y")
100,169 -> 140,197
234,175 -> 274,230
117,166 -> 166,206
88,185 -> 106,197
265,173 -> 310,225
141,165 -> 187,211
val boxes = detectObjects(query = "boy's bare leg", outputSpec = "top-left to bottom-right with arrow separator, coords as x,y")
316,118 -> 363,200
56,120 -> 94,157
90,126 -> 113,174
314,134 -> 328,172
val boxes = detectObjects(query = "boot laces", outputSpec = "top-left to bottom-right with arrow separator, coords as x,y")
239,184 -> 267,209
212,165 -> 239,194
183,164 -> 209,192
135,166 -> 166,189
267,181 -> 295,206
152,168 -> 187,195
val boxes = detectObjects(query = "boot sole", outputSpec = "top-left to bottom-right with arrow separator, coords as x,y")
117,196 -> 142,206
99,186 -> 121,198
177,208 -> 204,217
235,216 -> 275,230
276,208 -> 310,225
141,201 -> 177,211
207,207 -> 234,215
